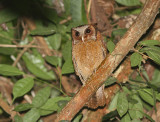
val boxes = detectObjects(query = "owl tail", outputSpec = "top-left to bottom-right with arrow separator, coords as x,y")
86,85 -> 106,109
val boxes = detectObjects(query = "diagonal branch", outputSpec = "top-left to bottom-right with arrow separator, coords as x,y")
55,0 -> 160,121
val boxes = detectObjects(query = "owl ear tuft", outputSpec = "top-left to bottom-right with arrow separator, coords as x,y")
92,23 -> 98,29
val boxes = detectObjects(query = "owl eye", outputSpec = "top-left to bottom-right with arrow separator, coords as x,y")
85,28 -> 91,34
75,31 -> 80,37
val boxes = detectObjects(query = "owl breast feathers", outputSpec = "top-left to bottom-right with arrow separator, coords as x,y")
71,24 -> 107,109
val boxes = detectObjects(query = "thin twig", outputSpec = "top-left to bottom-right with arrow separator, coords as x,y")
84,0 -> 91,24
0,44 -> 44,48
115,6 -> 140,11
0,34 -> 19,41
21,20 -> 29,40
87,0 -> 92,14
134,48 -> 155,61
11,55 -> 23,71
0,98 -> 18,121
12,40 -> 36,67
90,0 -> 97,23
24,95 -> 32,104
59,16 -> 71,24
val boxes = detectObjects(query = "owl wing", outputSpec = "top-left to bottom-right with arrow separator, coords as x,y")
101,39 -> 107,59
97,31 -> 107,59
72,55 -> 79,75
72,53 -> 85,83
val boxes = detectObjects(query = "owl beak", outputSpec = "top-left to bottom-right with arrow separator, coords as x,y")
82,36 -> 85,42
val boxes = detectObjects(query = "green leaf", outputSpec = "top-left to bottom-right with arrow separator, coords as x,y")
59,121 -> 69,122
122,86 -> 131,95
141,100 -> 152,111
105,76 -> 117,86
130,53 -> 142,67
0,9 -> 18,24
116,0 -> 141,6
108,92 -> 119,111
156,93 -> 160,101
57,24 -> 68,35
22,52 -> 56,80
146,51 -> 160,65
0,64 -> 23,76
150,69 -> 160,90
142,70 -> 150,81
64,0 -> 71,16
45,56 -> 62,67
57,100 -> 69,112
130,8 -> 141,15
121,113 -> 131,122
117,92 -> 128,117
38,98 -> 58,116
139,40 -> 160,46
131,119 -> 142,122
134,75 -> 144,83
141,88 -> 160,102
70,0 -> 82,22
72,114 -> 83,122
112,29 -> 127,36
81,0 -> 88,24
62,59 -> 74,74
62,40 -> 74,74
13,77 -> 34,101
14,115 -> 23,122
116,8 -> 141,17
30,27 -> 55,36
102,110 -> 118,121
47,34 -> 61,50
38,96 -> 71,116
62,40 -> 72,61
140,46 -> 160,53
0,22 -> 16,55
128,95 -> 143,119
0,44 -> 16,55
45,0 -> 53,6
152,69 -> 160,84
140,111 -> 155,122
23,108 -> 40,122
50,88 -> 61,98
43,8 -> 61,23
138,90 -> 154,106
107,41 -> 115,53
32,87 -> 51,108
140,46 -> 160,65
14,103 -> 33,112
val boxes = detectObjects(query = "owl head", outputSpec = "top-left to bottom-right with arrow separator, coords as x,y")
71,24 -> 97,44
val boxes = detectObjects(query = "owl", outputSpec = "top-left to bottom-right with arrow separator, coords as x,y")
72,24 -> 107,109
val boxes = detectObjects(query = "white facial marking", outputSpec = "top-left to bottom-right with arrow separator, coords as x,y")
82,36 -> 84,42
73,25 -> 89,42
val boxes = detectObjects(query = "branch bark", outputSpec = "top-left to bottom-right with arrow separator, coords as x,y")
55,0 -> 160,121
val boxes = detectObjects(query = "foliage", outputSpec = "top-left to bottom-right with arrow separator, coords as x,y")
0,0 -> 159,121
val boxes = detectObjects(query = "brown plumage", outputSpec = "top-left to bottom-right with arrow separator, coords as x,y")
72,24 -> 107,109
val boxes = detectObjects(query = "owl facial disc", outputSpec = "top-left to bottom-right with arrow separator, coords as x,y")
72,24 -> 96,44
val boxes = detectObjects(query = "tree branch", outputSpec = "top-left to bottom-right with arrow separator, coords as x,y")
55,0 -> 160,121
